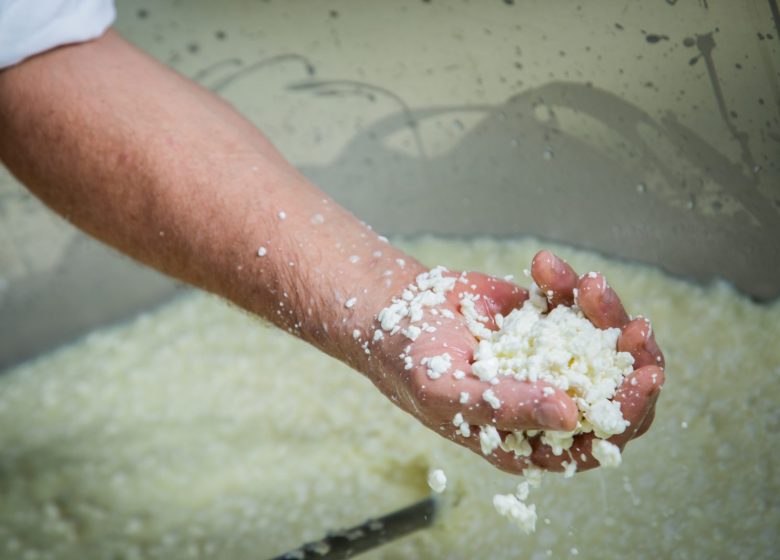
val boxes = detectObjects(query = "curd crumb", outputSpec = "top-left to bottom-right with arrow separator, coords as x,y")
592,439 -> 622,468
482,388 -> 501,410
427,469 -> 447,494
479,425 -> 502,455
493,493 -> 537,534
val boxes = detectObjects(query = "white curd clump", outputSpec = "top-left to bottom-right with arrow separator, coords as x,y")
492,468 -> 542,534
466,284 -> 634,532
468,285 -> 634,445
592,439 -> 622,468
427,469 -> 447,493
377,266 -> 458,376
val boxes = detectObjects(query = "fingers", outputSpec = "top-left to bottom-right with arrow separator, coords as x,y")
531,253 -> 630,330
628,361 -> 664,441
609,365 -> 664,440
451,377 -> 578,432
420,376 -> 562,475
618,317 -> 666,369
576,272 -> 630,329
529,365 -> 664,472
531,250 -> 578,308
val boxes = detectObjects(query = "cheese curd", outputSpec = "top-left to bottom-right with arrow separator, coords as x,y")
592,439 -> 622,468
427,469 -> 447,494
470,297 -> 634,447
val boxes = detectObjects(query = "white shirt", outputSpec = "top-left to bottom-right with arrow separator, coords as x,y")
0,0 -> 115,69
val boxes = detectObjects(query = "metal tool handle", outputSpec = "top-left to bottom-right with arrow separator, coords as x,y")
268,497 -> 436,560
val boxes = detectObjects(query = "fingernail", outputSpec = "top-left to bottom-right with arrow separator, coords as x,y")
549,253 -> 567,274
597,275 -> 608,295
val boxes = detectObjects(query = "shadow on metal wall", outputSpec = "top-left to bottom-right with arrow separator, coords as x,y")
285,78 -> 778,301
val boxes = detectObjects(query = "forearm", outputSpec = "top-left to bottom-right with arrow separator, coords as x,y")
0,30 -> 424,368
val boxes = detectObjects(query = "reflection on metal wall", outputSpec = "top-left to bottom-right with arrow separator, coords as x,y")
1,0 -> 778,366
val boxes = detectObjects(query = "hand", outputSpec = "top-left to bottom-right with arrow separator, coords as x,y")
368,252 -> 665,475
368,267 -> 577,474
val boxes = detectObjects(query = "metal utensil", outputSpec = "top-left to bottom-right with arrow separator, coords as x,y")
269,496 -> 437,560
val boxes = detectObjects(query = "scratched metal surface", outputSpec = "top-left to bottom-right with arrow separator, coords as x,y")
1,0 -> 778,368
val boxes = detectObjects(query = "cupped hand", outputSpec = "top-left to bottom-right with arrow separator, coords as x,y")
369,268 -> 575,474
368,252 -> 665,475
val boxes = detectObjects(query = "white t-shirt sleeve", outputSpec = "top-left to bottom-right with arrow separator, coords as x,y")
0,0 -> 116,69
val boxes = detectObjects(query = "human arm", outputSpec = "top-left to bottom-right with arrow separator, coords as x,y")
0,28 -> 417,372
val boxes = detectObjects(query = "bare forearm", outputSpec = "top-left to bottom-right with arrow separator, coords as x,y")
0,30 -> 423,367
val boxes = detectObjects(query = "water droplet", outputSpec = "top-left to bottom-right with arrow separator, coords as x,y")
752,165 -> 762,173
542,147 -> 554,160
636,183 -> 647,193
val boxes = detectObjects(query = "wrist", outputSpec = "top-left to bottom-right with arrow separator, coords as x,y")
327,251 -> 427,377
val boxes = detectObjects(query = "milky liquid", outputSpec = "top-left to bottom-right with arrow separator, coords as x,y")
0,237 -> 777,560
